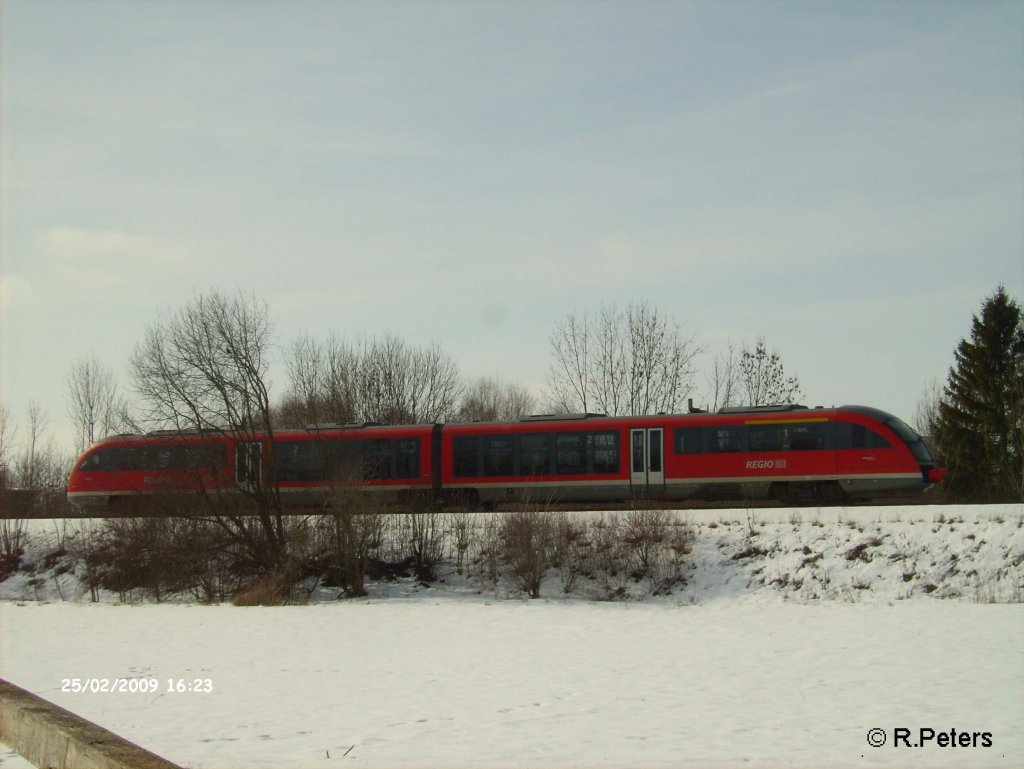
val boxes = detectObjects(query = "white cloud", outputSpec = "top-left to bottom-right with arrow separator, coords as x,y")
0,273 -> 38,311
42,226 -> 175,261
38,227 -> 191,287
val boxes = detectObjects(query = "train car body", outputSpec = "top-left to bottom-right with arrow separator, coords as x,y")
439,405 -> 942,506
66,405 -> 944,512
66,423 -> 436,511
67,431 -> 234,511
272,423 -> 435,507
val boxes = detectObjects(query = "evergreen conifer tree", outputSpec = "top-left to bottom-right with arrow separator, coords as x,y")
934,286 -> 1024,501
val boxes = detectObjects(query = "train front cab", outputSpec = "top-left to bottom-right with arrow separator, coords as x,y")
835,406 -> 943,499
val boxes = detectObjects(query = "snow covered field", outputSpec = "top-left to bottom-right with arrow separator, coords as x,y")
1,504 -> 1022,768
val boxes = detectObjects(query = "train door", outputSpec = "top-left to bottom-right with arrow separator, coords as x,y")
236,441 -> 263,492
630,428 -> 665,495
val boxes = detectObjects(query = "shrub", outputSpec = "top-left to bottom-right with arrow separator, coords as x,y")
322,509 -> 384,598
398,511 -> 445,583
549,514 -> 588,594
623,509 -> 670,579
499,510 -> 556,598
449,513 -> 474,576
65,517 -> 234,602
233,567 -> 303,606
0,518 -> 27,580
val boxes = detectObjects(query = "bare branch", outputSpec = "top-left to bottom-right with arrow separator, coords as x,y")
545,302 -> 701,416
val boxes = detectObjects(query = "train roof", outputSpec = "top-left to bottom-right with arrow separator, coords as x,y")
84,404 -> 907,447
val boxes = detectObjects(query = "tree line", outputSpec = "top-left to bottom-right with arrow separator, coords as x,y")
0,292 -> 805,585
3,287 -> 1020,507
34,295 -> 806,456
2,286 -> 1020,592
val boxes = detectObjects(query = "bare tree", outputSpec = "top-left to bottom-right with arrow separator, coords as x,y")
16,403 -> 48,491
499,510 -> 556,599
320,475 -> 386,597
359,335 -> 462,423
281,333 -> 462,426
458,377 -> 536,422
0,405 -> 22,573
66,355 -> 130,452
914,377 -> 943,437
0,404 -> 15,490
132,292 -> 275,433
5,403 -> 73,517
413,342 -> 464,422
547,311 -> 592,414
130,290 -> 288,571
701,342 -> 742,412
739,338 -> 803,406
278,332 -> 364,427
592,307 -> 626,416
546,302 -> 701,416
278,334 -> 328,427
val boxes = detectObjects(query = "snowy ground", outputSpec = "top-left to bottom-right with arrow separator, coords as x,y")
1,504 -> 1022,768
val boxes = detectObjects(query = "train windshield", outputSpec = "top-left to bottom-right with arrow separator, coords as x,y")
885,417 -> 933,465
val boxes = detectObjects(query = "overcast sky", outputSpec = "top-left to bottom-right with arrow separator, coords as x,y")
2,0 -> 1022,452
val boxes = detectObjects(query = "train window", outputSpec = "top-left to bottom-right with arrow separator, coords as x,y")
453,436 -> 481,478
79,452 -> 100,470
632,431 -> 645,471
748,425 -> 784,452
786,424 -> 828,451
362,439 -> 392,480
273,443 -> 296,482
709,427 -> 743,453
868,430 -> 891,449
885,418 -> 933,463
837,423 -> 892,450
555,433 -> 586,474
649,433 -> 662,473
518,433 -> 550,476
275,441 -> 328,482
590,431 -> 619,474
84,446 -> 143,471
885,418 -> 919,443
81,449 -> 110,470
131,448 -> 150,470
394,439 -> 420,479
674,427 -> 703,454
483,435 -> 514,476
127,447 -> 148,470
236,442 -> 263,487
83,443 -> 228,473
181,444 -> 227,469
324,439 -> 360,481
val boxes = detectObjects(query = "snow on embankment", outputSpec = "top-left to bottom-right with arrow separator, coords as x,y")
1,504 -> 1022,604
677,504 -> 1024,604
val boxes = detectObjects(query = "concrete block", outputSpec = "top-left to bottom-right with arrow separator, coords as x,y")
0,678 -> 183,769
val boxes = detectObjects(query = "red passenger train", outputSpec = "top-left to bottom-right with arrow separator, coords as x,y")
66,405 -> 945,512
